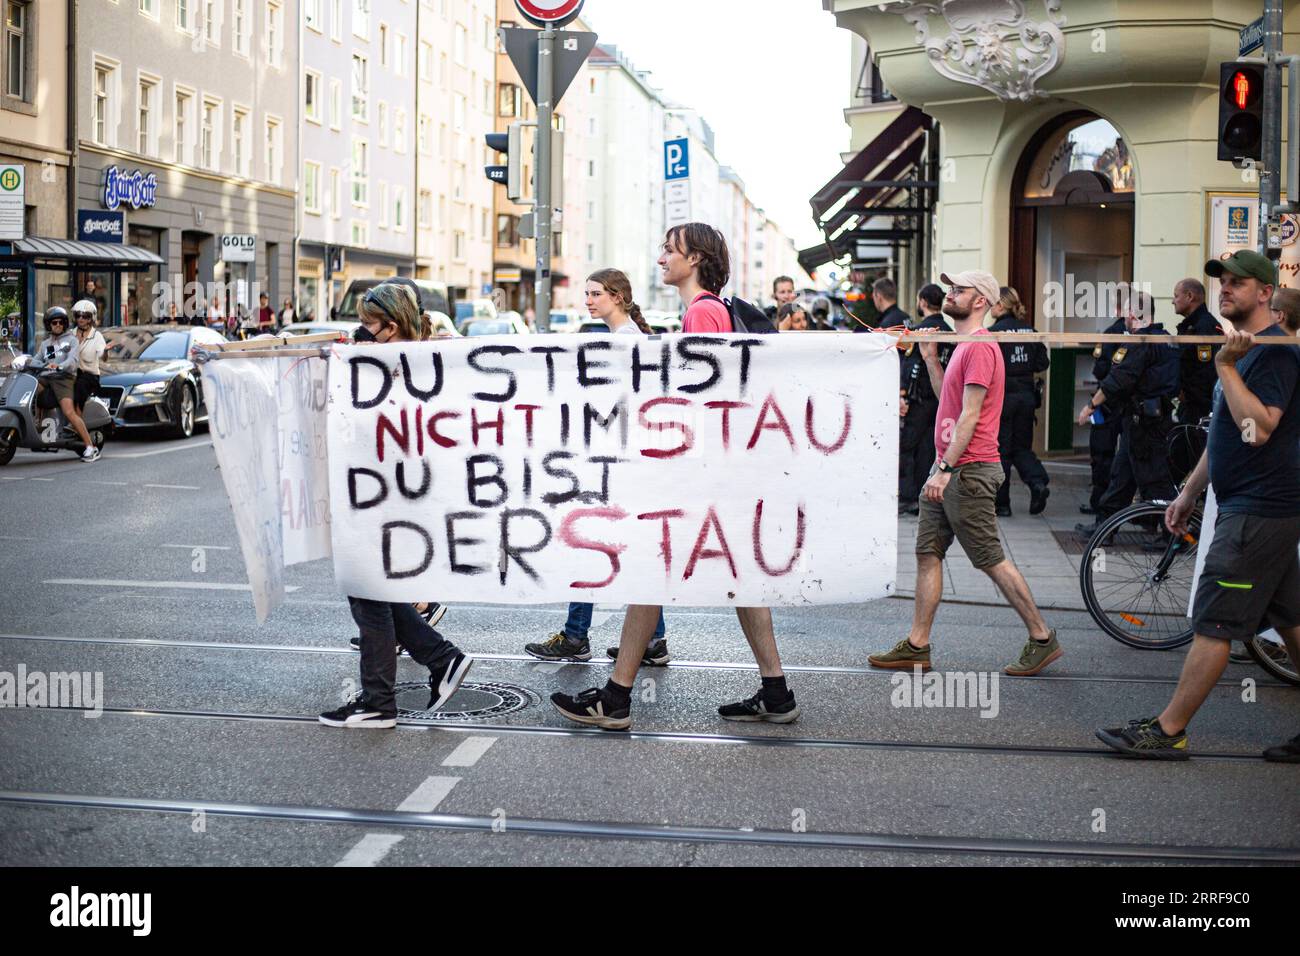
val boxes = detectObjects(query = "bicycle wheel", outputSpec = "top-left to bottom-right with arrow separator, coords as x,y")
1245,635 -> 1300,686
1079,501 -> 1200,650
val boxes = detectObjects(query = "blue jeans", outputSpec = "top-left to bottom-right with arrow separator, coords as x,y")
564,603 -> 665,640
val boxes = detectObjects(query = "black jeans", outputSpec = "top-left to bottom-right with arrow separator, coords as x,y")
1088,415 -> 1121,512
996,389 -> 1049,508
1097,415 -> 1176,520
899,402 -> 938,506
349,597 -> 459,716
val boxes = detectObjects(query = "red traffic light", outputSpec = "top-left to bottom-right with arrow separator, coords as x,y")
1222,65 -> 1262,109
1232,71 -> 1253,109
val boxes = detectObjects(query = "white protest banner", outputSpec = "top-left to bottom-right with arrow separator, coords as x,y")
1188,488 -> 1291,645
327,333 -> 898,606
205,358 -> 286,622
275,356 -> 332,564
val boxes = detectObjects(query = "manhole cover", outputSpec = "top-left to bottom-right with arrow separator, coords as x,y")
393,680 -> 539,722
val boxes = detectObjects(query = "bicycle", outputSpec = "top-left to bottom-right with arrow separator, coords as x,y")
1077,422 -> 1298,685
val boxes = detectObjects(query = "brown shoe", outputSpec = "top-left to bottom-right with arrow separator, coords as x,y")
1004,630 -> 1062,676
868,638 -> 932,671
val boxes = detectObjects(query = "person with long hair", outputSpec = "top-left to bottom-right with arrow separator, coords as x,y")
777,302 -> 809,331
989,286 -> 1050,516
525,269 -> 670,665
319,283 -> 473,728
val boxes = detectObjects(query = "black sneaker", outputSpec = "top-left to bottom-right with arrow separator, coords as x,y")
349,635 -> 406,658
318,699 -> 396,729
1079,503 -> 1097,515
604,638 -> 671,666
1263,733 -> 1300,763
427,651 -> 473,711
1095,716 -> 1189,760
525,631 -> 592,662
717,689 -> 800,724
1029,484 -> 1050,515
416,602 -> 447,628
995,504 -> 1012,518
550,686 -> 631,730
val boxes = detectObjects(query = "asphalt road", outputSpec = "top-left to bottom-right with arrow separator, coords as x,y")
0,430 -> 1296,867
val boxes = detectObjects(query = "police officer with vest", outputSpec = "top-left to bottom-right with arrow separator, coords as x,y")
1171,278 -> 1222,424
898,283 -> 953,515
989,286 -> 1051,516
1075,291 -> 1180,533
1080,312 -> 1127,515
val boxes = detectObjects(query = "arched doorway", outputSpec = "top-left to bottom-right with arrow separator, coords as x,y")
1009,112 -> 1136,453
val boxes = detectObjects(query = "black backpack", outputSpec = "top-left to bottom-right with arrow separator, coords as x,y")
699,293 -> 778,334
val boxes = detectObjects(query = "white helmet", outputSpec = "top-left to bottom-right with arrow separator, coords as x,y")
72,299 -> 98,321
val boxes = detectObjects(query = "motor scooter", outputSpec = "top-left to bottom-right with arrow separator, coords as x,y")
0,346 -> 112,465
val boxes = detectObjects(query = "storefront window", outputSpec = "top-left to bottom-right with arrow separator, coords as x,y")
1023,117 -> 1134,199
297,275 -> 319,322
126,225 -> 164,324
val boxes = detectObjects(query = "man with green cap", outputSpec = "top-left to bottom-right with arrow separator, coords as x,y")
1097,250 -> 1300,762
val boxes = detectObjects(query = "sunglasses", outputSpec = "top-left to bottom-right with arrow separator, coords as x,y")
50,318 -> 67,325
74,312 -> 94,319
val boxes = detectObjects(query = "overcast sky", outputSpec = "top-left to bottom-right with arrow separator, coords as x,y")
581,0 -> 852,251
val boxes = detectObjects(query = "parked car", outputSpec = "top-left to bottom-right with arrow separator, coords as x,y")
455,298 -> 499,331
336,278 -> 452,323
643,310 -> 682,335
463,312 -> 532,336
547,309 -> 584,333
578,321 -> 611,334
97,324 -> 229,439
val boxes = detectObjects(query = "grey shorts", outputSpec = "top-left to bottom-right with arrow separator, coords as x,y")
1191,511 -> 1300,641
915,460 -> 1007,569
44,373 -> 75,404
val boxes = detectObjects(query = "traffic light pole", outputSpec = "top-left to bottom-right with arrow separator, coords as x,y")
534,27 -> 555,332
1259,0 -> 1284,253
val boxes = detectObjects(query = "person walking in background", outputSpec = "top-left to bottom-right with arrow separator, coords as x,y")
898,283 -> 952,516
256,292 -> 275,334
989,286 -> 1051,517
1081,306 -> 1128,516
525,268 -> 670,667
278,297 -> 296,329
777,302 -> 809,331
869,270 -> 1060,677
1172,278 -> 1222,424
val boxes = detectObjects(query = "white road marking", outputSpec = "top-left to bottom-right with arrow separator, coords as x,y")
143,483 -> 200,490
104,440 -> 213,459
334,834 -> 404,868
89,480 -> 128,486
43,578 -> 300,592
335,775 -> 461,868
0,476 -> 23,481
161,544 -> 233,551
441,736 -> 497,768
532,662 -> 563,674
30,477 -> 54,482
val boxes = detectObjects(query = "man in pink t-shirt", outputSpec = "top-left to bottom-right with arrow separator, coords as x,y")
551,223 -> 800,732
868,269 -> 1061,677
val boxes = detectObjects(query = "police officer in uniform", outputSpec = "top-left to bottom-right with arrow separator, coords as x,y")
858,276 -> 909,331
1081,313 -> 1127,515
1171,278 -> 1222,424
898,283 -> 953,515
990,287 -> 1051,516
1076,291 -> 1180,533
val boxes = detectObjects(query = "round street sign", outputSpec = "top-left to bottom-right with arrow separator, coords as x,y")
514,0 -> 584,27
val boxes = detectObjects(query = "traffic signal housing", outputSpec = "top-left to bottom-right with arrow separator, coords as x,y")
485,123 -> 524,202
1218,61 -> 1264,164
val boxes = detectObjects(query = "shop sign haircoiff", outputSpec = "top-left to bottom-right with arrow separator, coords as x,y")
102,166 -> 158,211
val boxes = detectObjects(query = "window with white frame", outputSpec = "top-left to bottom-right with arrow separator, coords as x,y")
418,189 -> 431,228
351,219 -> 368,247
351,0 -> 368,40
304,0 -> 321,31
232,0 -> 249,55
232,106 -> 249,176
265,115 -> 281,184
395,34 -> 406,77
328,77 -> 341,129
136,75 -> 159,156
93,60 -> 118,146
330,0 -> 341,41
453,22 -> 465,65
394,187 -> 406,232
202,0 -> 220,45
378,181 -> 387,227
377,101 -> 387,147
330,167 -> 341,219
304,69 -> 321,123
138,0 -> 158,19
266,1 -> 282,67
351,53 -> 368,121
351,138 -> 368,206
201,96 -> 221,170
453,162 -> 464,200
419,41 -> 431,81
173,86 -> 194,163
438,195 -> 445,231
378,22 -> 387,67
393,109 -> 405,153
304,161 -> 321,213
4,0 -> 32,103
418,114 -> 430,154
176,0 -> 192,32
453,230 -> 464,261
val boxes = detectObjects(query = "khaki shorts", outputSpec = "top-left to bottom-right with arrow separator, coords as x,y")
1191,512 -> 1300,641
915,460 -> 1006,569
44,373 -> 75,405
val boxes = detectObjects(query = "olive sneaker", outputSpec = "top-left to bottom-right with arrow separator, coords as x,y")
605,638 -> 671,666
525,631 -> 592,662
1004,629 -> 1062,676
1096,716 -> 1189,760
867,638 -> 932,671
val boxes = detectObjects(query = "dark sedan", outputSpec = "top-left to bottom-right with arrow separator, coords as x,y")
98,324 -> 228,438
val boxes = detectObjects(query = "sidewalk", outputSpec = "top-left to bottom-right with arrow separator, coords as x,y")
893,460 -> 1096,611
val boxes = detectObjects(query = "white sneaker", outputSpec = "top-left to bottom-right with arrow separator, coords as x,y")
81,446 -> 101,463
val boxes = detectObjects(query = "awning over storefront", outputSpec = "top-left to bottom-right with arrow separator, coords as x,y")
809,106 -> 929,224
7,236 -> 166,268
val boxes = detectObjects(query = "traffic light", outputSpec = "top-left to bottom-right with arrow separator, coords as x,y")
485,123 -> 524,202
1218,61 -> 1264,163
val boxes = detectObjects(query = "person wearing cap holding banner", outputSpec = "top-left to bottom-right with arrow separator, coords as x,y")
1097,250 -> 1300,762
869,270 -> 1060,677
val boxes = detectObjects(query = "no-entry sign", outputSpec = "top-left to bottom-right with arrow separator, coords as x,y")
514,0 -> 584,27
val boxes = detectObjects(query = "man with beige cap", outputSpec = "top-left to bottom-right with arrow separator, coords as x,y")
869,269 -> 1060,676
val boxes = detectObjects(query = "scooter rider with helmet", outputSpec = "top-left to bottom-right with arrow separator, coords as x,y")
38,306 -> 99,462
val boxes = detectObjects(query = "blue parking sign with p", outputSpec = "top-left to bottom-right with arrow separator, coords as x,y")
665,139 -> 689,181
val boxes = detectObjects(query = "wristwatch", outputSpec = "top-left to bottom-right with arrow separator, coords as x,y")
937,460 -> 958,474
